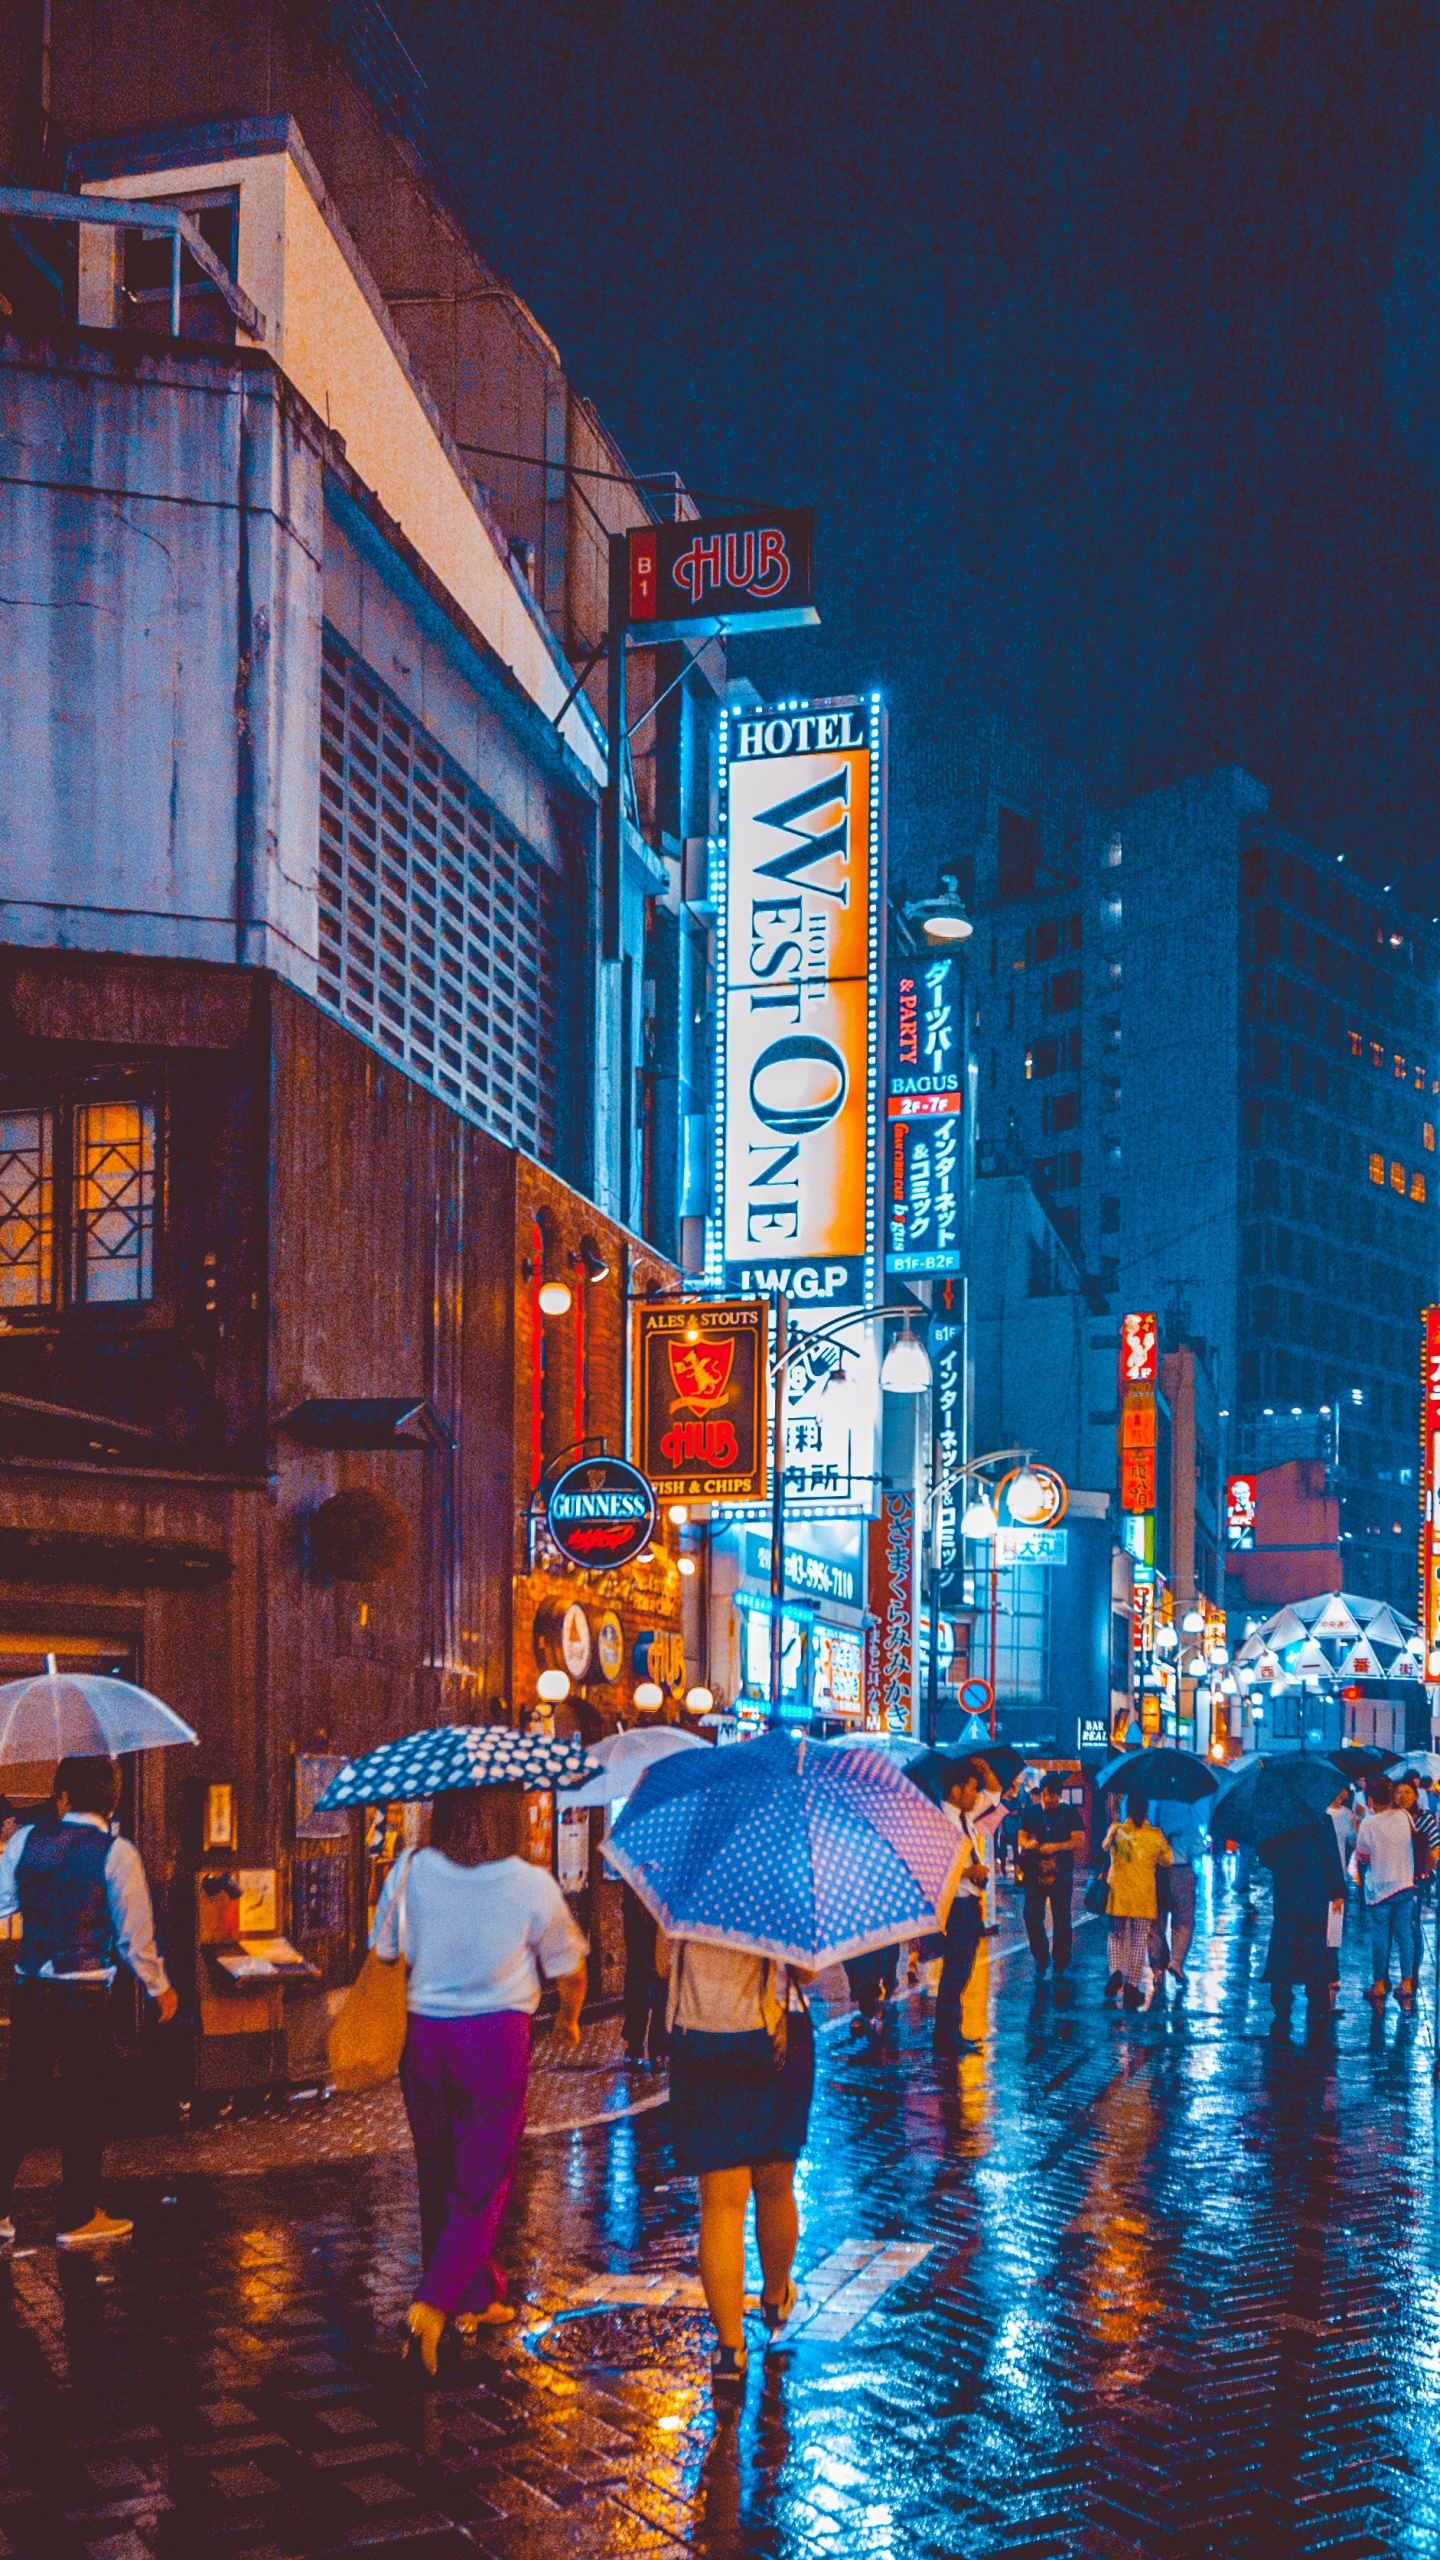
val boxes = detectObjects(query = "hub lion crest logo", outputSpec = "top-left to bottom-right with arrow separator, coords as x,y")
667,1336 -> 735,1416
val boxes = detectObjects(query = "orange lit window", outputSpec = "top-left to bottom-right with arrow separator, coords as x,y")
1417,1063 -> 1428,1090
1396,1054 -> 1407,1079
1412,1171 -> 1427,1203
1369,1153 -> 1385,1184
1371,1041 -> 1385,1070
1349,1029 -> 1363,1057
1425,1123 -> 1435,1152
1391,1160 -> 1406,1192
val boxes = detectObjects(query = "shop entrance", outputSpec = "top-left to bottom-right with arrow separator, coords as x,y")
0,1632 -> 143,2039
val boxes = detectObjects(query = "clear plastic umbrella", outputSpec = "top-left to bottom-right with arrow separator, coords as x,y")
0,1667 -> 198,1764
564,1725 -> 706,1808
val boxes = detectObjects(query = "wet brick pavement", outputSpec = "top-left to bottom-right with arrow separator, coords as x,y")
2,1865 -> 1440,2557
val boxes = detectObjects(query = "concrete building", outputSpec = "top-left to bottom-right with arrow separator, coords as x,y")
970,764 -> 1440,1616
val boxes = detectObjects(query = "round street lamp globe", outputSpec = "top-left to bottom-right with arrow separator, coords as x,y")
633,1681 -> 665,1711
536,1669 -> 570,1703
537,1279 -> 573,1316
922,910 -> 973,943
1007,1466 -> 1055,1525
1181,1608 -> 1205,1633
880,1330 -> 932,1394
961,1496 -> 999,1541
684,1685 -> 714,1714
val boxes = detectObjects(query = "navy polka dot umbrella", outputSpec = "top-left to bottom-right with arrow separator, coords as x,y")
603,1727 -> 964,1969
314,1723 -> 599,1809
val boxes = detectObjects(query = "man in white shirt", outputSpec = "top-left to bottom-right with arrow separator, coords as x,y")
1354,1777 -> 1418,2014
0,1755 -> 176,2249
934,1762 -> 991,2057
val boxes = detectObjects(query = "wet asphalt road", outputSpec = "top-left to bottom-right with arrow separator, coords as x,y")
1,1864 -> 1439,2558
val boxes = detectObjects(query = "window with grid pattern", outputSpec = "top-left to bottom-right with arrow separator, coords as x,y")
317,632 -> 565,1164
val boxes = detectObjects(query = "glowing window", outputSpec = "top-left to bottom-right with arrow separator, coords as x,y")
0,1110 -> 53,1307
74,1101 -> 155,1303
1369,1153 -> 1385,1184
1412,1171 -> 1427,1203
1390,1160 -> 1405,1193
1371,1042 -> 1385,1071
1395,1054 -> 1407,1080
1348,1029 -> 1363,1057
1425,1123 -> 1435,1153
1417,1063 -> 1428,1090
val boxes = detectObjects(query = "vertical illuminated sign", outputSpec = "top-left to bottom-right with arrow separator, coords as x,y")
1422,1308 -> 1440,1674
712,697 -> 883,1310
865,1491 -> 915,1733
1226,1475 -> 1257,1550
886,955 -> 964,1275
1119,1312 -> 1158,1560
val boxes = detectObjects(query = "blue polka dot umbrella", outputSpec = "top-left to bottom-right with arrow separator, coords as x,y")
603,1727 -> 963,1968
314,1723 -> 599,1809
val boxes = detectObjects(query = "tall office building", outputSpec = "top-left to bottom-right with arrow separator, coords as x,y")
971,763 -> 1440,1612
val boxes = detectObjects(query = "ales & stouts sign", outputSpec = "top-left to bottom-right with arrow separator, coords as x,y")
634,1299 -> 768,1503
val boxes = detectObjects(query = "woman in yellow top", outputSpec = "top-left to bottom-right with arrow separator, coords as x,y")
1103,1793 -> 1173,2011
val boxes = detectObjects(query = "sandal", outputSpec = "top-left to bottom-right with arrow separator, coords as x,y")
454,2302 -> 517,2337
710,2343 -> 748,2412
761,2278 -> 798,2335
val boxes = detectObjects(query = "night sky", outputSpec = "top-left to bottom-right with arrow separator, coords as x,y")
393,0 -> 1440,902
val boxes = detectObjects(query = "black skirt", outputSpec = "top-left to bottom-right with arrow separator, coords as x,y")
666,2012 -> 815,2176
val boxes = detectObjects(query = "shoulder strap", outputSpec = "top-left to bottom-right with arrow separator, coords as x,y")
397,1847 -> 415,1964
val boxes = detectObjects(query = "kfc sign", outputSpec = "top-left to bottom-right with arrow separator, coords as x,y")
1226,1474 -> 1257,1551
1120,1312 -> 1158,1385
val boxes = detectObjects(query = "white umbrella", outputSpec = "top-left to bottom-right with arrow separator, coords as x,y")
0,1671 -> 197,1765
564,1725 -> 705,1808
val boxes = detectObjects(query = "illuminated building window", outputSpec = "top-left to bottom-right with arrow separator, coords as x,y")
1395,1053 -> 1407,1080
1349,1029 -> 1363,1057
0,1110 -> 53,1306
1411,1171 -> 1427,1203
1371,1041 -> 1385,1071
73,1101 -> 155,1303
1417,1062 -> 1429,1090
318,632 -> 565,1166
1390,1161 -> 1405,1193
1425,1123 -> 1435,1152
1369,1153 -> 1385,1185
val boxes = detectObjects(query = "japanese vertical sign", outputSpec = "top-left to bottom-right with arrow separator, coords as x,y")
886,955 -> 964,1275
1119,1312 -> 1158,1533
1422,1308 -> 1440,1674
714,698 -> 883,1310
932,1276 -> 966,1600
866,1491 -> 915,1734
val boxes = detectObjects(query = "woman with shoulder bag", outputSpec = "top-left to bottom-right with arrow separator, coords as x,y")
369,1784 -> 588,2373
656,1931 -> 816,2411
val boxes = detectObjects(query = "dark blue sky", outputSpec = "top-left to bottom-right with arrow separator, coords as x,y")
396,0 -> 1440,900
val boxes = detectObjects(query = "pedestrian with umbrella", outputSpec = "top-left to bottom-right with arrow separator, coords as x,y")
1353,1774 -> 1419,2014
1101,1794 -> 1173,2009
0,1666 -> 192,2252
605,1729 -> 961,2411
1099,1747 -> 1220,1989
318,1725 -> 595,2373
1016,1773 -> 1086,1976
1205,1755 -> 1349,2026
565,1729 -> 707,2067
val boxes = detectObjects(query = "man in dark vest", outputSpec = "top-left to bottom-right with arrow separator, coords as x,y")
0,1754 -> 176,2248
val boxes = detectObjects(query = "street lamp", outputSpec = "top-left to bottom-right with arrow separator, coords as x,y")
903,870 -> 974,947
922,1445 -> 1051,1746
763,1298 -> 930,1727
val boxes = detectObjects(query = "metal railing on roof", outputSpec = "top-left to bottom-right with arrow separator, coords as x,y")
0,186 -> 264,342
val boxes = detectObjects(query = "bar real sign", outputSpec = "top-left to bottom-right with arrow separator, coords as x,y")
714,697 -> 883,1310
627,511 -> 817,642
634,1298 -> 767,1503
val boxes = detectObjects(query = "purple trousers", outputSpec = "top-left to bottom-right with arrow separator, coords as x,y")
399,2009 -> 531,2315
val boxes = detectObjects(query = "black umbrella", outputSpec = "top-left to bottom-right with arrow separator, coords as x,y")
1205,1754 -> 1340,1848
1096,1747 -> 1219,1803
1323,1744 -> 1396,1778
904,1749 -> 964,1806
984,1744 -> 1025,1788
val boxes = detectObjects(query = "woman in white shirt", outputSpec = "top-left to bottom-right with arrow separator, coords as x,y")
371,1785 -> 588,2372
656,1931 -> 815,2412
